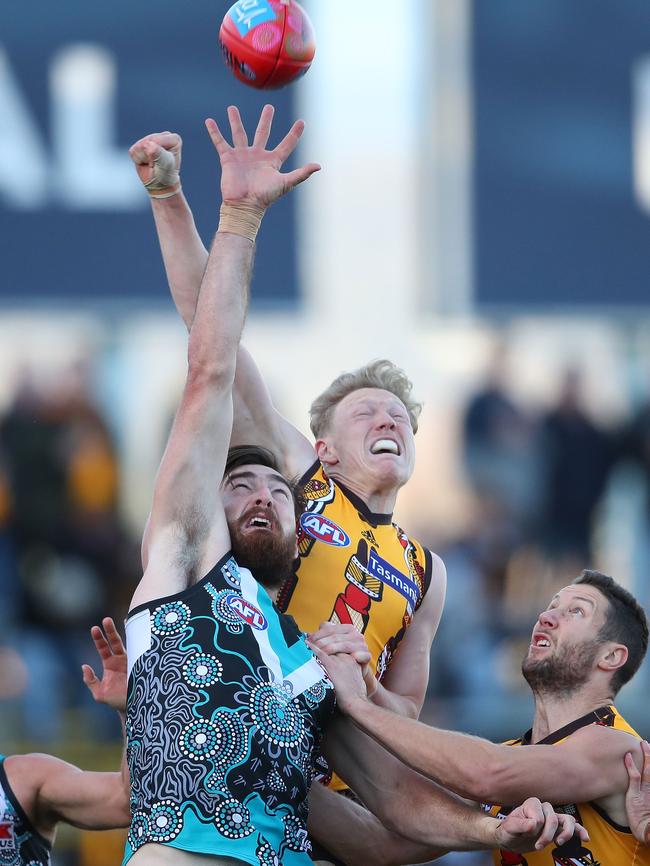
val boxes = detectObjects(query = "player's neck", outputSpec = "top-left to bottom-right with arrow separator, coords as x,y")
326,468 -> 398,514
531,686 -> 614,743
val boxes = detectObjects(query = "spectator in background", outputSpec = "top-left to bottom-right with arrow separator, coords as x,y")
0,362 -> 138,742
538,367 -> 613,569
619,393 -> 650,612
462,343 -> 541,598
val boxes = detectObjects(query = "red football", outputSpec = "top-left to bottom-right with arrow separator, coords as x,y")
219,0 -> 315,90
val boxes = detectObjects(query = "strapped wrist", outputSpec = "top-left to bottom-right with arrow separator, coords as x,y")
217,202 -> 266,242
146,182 -> 182,200
143,146 -> 181,199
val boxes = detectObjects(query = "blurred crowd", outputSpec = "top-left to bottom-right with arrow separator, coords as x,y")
427,346 -> 650,735
0,362 -> 139,745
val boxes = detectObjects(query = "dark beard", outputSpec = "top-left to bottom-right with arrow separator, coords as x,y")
522,638 -> 601,698
229,524 -> 296,593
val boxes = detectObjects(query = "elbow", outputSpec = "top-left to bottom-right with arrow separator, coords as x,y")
186,351 -> 236,391
403,698 -> 420,720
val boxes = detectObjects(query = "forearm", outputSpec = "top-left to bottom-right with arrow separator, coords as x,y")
151,193 -> 208,329
345,697 -> 499,802
187,225 -> 254,376
325,715 -> 499,851
308,783 -> 443,866
369,679 -> 419,718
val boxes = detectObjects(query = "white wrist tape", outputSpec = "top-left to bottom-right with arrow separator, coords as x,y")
144,147 -> 181,199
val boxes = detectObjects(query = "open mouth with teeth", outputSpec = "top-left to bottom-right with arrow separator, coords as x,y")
370,439 -> 401,456
532,634 -> 551,649
245,515 -> 273,530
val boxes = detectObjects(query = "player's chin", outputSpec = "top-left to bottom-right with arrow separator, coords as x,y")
368,456 -> 410,484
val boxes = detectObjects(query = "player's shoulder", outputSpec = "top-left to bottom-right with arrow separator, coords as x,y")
562,719 -> 641,757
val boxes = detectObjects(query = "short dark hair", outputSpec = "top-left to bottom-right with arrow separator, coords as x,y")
574,569 -> 649,694
223,445 -> 306,521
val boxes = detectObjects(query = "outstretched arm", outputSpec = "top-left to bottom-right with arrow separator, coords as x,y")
308,782 -> 441,866
82,616 -> 128,713
5,754 -> 130,836
320,649 -> 642,807
81,617 -> 130,810
131,105 -> 319,609
321,715 -> 584,856
130,131 -> 315,479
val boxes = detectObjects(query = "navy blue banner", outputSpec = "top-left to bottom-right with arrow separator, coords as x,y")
368,550 -> 420,614
473,0 -> 650,309
0,1 -> 299,306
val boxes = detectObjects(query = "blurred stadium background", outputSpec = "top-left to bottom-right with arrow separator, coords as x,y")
2,2 -> 650,864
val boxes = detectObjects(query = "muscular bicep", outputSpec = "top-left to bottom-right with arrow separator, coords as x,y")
34,756 -> 131,831
380,552 -> 447,716
232,345 -> 314,478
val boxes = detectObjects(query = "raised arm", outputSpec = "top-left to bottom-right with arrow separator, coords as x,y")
320,649 -> 642,808
130,130 -> 315,479
132,105 -> 319,609
81,616 -> 128,713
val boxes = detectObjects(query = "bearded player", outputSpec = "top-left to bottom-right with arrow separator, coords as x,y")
317,570 -> 650,865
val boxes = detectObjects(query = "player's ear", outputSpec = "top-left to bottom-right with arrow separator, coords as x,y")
598,643 -> 628,673
315,437 -> 337,467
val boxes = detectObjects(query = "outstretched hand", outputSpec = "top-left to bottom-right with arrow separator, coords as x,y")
82,617 -> 128,713
625,740 -> 650,845
496,798 -> 589,853
205,104 -> 320,209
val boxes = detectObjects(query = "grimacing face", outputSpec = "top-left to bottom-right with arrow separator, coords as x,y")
319,388 -> 416,491
522,584 -> 611,694
220,464 -> 298,590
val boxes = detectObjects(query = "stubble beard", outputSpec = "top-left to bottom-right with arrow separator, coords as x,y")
522,638 -> 601,698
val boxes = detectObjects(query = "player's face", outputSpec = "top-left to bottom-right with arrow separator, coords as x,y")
522,585 -> 609,692
221,464 -> 298,590
322,389 -> 416,490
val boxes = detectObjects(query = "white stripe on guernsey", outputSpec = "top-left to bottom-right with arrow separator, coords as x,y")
239,566 -> 285,684
238,567 -> 324,697
125,608 -> 152,679
284,656 -> 326,696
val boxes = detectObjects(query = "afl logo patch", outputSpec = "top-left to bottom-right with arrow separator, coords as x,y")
226,594 -> 268,630
299,513 -> 350,547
